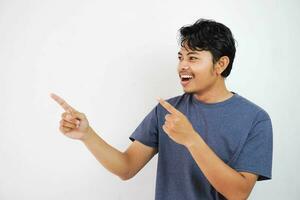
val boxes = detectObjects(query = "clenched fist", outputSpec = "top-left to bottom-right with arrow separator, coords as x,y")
50,93 -> 92,141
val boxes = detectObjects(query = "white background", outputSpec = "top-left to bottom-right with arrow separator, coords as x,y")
0,0 -> 299,199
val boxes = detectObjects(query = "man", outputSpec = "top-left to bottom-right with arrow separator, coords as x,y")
51,19 -> 273,200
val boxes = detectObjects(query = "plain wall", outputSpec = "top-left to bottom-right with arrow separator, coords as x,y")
0,0 -> 299,199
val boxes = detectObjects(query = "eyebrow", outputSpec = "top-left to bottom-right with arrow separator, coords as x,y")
178,51 -> 199,56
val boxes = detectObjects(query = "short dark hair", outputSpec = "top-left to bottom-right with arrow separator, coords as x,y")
178,18 -> 236,78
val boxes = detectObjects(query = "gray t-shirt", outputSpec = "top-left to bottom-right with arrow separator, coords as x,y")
129,92 -> 273,200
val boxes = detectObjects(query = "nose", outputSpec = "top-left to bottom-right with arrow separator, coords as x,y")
178,60 -> 190,70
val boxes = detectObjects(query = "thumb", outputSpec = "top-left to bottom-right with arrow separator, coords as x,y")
69,110 -> 86,121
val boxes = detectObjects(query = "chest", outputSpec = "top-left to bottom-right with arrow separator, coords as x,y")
158,107 -> 253,164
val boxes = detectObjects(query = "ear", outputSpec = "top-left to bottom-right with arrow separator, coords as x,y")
215,56 -> 230,76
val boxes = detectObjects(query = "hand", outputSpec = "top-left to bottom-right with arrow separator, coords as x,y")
157,97 -> 198,147
50,93 -> 92,141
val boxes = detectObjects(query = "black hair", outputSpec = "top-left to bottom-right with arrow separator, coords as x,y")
178,18 -> 236,78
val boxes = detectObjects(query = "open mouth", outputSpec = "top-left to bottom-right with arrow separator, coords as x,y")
181,77 -> 192,81
180,75 -> 193,86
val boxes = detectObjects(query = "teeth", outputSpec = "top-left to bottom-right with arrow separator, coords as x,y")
181,75 -> 193,78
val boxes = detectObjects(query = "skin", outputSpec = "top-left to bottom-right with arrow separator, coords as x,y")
156,44 -> 258,199
51,44 -> 258,199
51,93 -> 157,180
177,44 -> 234,103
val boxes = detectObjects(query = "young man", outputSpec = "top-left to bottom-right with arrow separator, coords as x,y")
51,19 -> 273,200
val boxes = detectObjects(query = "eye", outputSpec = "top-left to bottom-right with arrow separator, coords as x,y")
189,57 -> 198,60
178,57 -> 182,61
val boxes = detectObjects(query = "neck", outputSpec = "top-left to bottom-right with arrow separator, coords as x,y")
193,78 -> 233,104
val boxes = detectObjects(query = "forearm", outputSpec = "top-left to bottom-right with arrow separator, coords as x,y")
81,127 -> 130,179
186,133 -> 251,199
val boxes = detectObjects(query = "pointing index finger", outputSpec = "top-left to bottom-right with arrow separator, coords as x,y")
50,93 -> 75,113
157,97 -> 180,115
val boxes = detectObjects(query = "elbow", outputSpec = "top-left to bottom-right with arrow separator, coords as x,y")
119,174 -> 132,181
120,177 -> 128,181
118,152 -> 139,181
228,193 -> 249,200
119,176 -> 131,181
119,152 -> 136,181
224,178 -> 255,199
225,189 -> 251,200
119,172 -> 134,181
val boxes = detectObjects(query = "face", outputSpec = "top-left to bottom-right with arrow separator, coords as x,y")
177,45 -> 219,94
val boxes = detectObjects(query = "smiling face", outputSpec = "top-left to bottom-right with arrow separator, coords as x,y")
177,45 -> 220,94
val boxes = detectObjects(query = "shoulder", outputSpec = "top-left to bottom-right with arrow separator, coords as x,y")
235,93 -> 271,121
166,93 -> 187,103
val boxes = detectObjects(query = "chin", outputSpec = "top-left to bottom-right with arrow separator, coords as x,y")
182,88 -> 195,94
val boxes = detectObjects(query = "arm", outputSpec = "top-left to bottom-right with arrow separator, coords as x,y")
187,133 -> 257,200
157,97 -> 258,199
81,127 -> 129,179
82,128 -> 157,180
123,140 -> 158,179
50,93 -> 157,181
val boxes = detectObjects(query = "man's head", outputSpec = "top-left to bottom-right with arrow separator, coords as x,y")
177,19 -> 236,94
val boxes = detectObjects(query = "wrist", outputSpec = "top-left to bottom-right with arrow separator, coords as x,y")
184,131 -> 202,149
80,126 -> 95,142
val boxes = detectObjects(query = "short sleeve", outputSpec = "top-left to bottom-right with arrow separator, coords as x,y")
233,111 -> 273,181
129,105 -> 159,148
